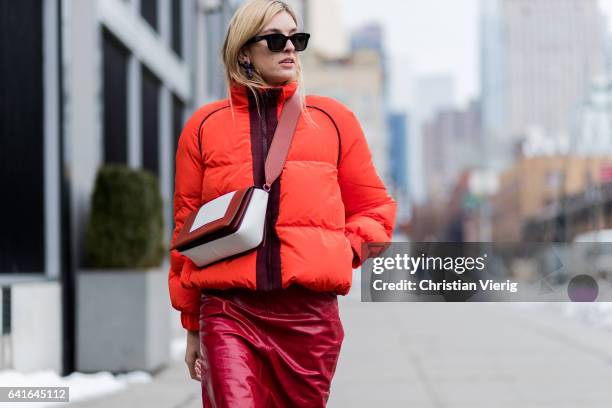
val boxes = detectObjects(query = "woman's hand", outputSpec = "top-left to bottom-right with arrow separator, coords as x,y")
185,330 -> 202,381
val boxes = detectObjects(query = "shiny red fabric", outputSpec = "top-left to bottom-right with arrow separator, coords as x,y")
198,284 -> 344,407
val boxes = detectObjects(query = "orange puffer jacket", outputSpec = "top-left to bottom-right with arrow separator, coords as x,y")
169,80 -> 397,330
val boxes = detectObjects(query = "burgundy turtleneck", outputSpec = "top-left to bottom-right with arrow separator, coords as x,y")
228,80 -> 299,115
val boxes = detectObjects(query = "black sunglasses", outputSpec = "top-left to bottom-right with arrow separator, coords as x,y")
245,32 -> 310,52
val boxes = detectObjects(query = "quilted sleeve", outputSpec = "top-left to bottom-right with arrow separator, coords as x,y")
168,112 -> 204,332
335,105 -> 398,268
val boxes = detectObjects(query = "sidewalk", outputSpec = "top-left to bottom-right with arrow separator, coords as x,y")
64,347 -> 201,408
328,293 -> 612,407
68,290 -> 612,407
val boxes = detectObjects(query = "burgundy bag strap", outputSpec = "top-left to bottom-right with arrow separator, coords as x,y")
263,87 -> 302,191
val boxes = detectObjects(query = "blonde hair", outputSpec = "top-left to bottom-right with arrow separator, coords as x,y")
222,0 -> 317,127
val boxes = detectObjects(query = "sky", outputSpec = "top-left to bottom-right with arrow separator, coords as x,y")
338,0 -> 612,111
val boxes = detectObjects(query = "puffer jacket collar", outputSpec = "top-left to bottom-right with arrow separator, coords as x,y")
229,80 -> 299,110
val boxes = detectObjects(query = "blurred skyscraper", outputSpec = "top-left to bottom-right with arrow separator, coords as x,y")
422,99 -> 482,202
572,75 -> 612,156
410,75 -> 455,203
351,22 -> 389,100
480,0 -> 606,170
350,22 -> 383,54
387,111 -> 410,224
305,0 -> 350,59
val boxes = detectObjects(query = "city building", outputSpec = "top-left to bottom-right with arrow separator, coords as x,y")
571,75 -> 612,156
0,0 -> 238,375
304,0 -> 349,60
410,74 -> 455,203
387,111 -> 410,225
350,22 -> 390,102
480,0 -> 606,170
422,99 -> 482,203
491,155 -> 612,240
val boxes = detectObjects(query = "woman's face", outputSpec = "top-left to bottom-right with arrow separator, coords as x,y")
241,11 -> 298,86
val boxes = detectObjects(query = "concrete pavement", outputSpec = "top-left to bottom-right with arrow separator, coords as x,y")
68,289 -> 612,407
328,292 -> 612,407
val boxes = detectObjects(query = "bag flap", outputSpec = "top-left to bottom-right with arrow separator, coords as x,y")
171,186 -> 254,251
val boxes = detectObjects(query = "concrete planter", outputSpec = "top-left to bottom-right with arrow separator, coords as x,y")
76,267 -> 170,373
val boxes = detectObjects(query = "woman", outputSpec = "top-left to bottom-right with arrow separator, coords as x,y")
168,0 -> 397,406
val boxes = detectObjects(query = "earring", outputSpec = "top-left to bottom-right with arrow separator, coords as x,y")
239,60 -> 254,80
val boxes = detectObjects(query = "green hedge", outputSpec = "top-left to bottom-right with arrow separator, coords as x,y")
85,164 -> 165,268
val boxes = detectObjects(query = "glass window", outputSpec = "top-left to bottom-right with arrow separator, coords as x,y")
0,0 -> 44,273
141,65 -> 160,176
171,0 -> 183,57
102,28 -> 129,165
141,0 -> 158,31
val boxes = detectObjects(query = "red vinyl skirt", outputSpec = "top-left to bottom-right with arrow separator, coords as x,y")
198,284 -> 345,408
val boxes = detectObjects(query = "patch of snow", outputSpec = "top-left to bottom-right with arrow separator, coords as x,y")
0,366 -> 152,407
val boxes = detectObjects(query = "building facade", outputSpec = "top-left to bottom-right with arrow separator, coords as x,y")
480,0 -> 606,170
422,99 -> 482,203
0,0 -> 238,375
387,111 -> 410,225
411,74 -> 455,203
491,155 -> 612,240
